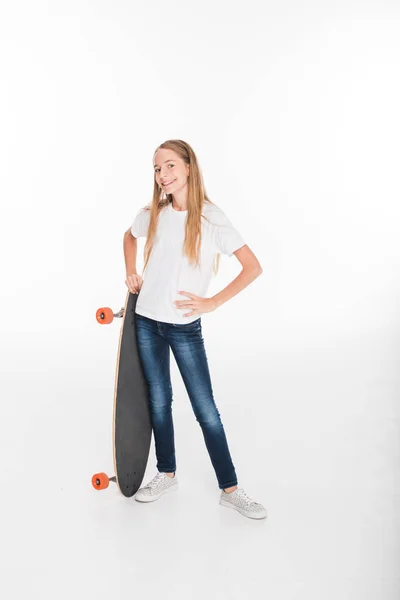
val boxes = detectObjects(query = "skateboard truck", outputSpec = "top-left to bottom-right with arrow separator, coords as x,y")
91,473 -> 117,490
91,472 -> 138,492
96,307 -> 124,324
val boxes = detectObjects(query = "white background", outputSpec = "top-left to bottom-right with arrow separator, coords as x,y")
1,1 -> 399,599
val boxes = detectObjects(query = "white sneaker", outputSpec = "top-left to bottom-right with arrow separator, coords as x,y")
220,487 -> 267,519
135,471 -> 178,503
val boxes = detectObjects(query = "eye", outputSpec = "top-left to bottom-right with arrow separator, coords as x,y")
154,163 -> 174,174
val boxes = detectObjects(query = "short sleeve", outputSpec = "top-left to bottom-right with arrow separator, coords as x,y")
131,207 -> 150,238
213,208 -> 246,257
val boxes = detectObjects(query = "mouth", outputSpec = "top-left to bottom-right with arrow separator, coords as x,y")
162,180 -> 176,187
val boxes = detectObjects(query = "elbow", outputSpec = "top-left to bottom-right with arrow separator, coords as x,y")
243,265 -> 263,277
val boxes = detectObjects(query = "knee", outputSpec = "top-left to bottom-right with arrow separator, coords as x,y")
148,389 -> 173,414
150,401 -> 172,415
196,412 -> 222,427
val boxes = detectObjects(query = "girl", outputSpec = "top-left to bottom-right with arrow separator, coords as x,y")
123,139 -> 267,520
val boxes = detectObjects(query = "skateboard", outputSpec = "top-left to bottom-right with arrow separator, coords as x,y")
92,290 -> 152,497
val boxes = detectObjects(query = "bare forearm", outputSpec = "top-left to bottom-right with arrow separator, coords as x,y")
211,267 -> 263,309
123,233 -> 138,276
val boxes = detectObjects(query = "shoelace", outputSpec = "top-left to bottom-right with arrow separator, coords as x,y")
147,472 -> 166,489
234,488 -> 255,505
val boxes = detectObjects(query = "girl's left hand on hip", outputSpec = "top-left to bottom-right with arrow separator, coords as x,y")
173,291 -> 217,317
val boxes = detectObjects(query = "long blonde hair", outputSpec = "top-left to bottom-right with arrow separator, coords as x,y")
142,139 -> 221,276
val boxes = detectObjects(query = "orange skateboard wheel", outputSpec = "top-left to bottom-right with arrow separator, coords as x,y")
92,472 -> 110,490
96,307 -> 114,325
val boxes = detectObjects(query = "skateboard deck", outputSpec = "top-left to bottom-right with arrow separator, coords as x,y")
92,290 -> 152,497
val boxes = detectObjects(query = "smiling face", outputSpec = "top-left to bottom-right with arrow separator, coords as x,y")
153,148 -> 190,196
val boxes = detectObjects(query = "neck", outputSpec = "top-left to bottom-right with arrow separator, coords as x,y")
169,185 -> 188,211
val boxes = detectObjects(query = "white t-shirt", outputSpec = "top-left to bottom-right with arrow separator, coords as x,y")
130,200 -> 246,324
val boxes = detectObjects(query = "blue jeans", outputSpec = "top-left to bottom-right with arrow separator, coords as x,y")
135,313 -> 238,490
